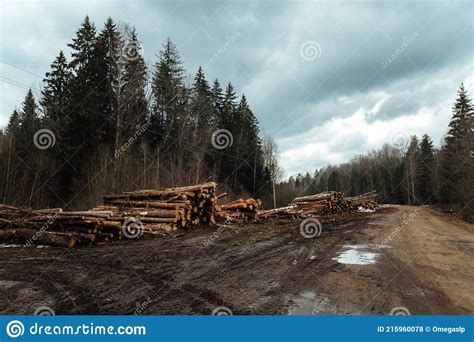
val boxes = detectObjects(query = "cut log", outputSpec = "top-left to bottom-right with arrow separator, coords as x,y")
0,228 -> 77,248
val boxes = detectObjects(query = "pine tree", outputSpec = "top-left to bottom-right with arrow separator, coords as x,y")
416,134 -> 435,203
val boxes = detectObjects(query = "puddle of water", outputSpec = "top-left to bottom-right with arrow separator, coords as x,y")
346,243 -> 390,250
358,207 -> 376,213
333,244 -> 388,265
335,249 -> 378,265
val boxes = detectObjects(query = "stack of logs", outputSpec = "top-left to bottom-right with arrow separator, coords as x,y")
292,191 -> 351,216
0,205 -> 112,247
346,190 -> 378,210
259,191 -> 378,220
0,182 -> 218,248
100,182 -> 217,233
215,198 -> 262,223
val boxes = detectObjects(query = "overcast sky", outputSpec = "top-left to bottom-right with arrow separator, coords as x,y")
1,0 -> 472,176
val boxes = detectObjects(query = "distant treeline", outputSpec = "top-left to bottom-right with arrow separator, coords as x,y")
274,85 -> 473,221
0,16 -> 273,209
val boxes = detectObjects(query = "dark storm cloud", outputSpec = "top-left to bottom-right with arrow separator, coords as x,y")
1,0 -> 472,175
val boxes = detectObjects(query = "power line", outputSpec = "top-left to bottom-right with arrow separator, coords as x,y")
0,76 -> 41,92
0,60 -> 44,79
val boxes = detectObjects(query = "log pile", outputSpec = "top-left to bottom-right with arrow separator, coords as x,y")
259,205 -> 300,220
215,198 -> 262,223
101,182 -> 217,232
346,191 -> 378,211
0,206 -> 119,247
292,191 -> 351,216
0,182 -> 218,247
259,191 -> 378,220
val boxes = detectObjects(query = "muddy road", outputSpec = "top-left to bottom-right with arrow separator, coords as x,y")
0,205 -> 472,315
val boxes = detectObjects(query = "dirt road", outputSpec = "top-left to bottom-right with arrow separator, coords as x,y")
0,205 -> 472,315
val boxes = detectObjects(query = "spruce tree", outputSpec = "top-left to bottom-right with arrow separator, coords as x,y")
328,170 -> 340,191
121,28 -> 148,131
210,79 -> 223,126
149,37 -> 185,152
96,17 -> 121,143
404,136 -> 419,204
222,82 -> 237,129
191,67 -> 212,131
416,134 -> 435,203
217,83 -> 238,186
440,84 -> 473,204
67,15 -> 101,140
5,110 -> 20,135
41,51 -> 72,133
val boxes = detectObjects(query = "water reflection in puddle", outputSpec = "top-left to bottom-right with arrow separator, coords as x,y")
333,244 -> 388,265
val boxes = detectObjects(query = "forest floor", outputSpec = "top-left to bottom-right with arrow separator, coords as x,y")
0,205 -> 473,315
